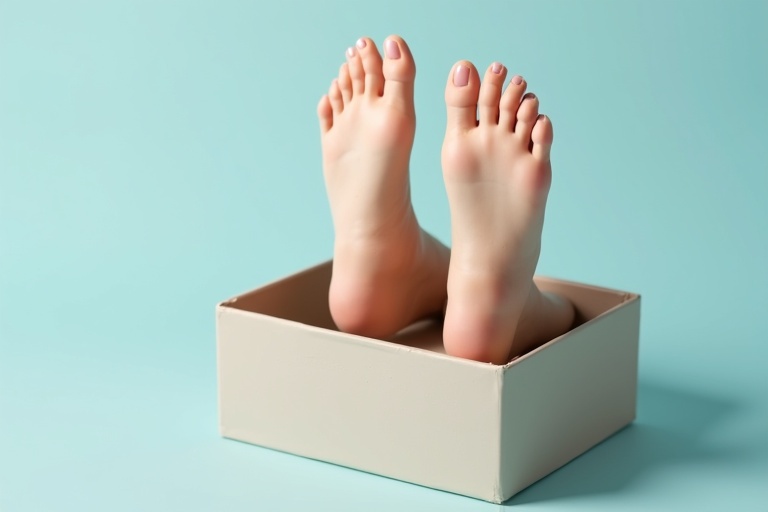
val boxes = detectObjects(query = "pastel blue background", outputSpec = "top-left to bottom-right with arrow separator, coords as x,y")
1,0 -> 766,510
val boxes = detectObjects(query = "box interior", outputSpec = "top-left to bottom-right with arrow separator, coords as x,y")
221,261 -> 636,357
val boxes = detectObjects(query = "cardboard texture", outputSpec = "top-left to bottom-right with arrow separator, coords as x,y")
216,261 -> 640,503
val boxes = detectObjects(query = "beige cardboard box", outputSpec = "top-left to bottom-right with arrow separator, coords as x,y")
216,261 -> 640,503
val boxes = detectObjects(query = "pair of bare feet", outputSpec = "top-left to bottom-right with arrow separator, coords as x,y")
317,36 -> 575,365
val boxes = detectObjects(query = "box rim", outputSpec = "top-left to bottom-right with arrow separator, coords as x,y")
502,293 -> 641,370
216,260 -> 641,371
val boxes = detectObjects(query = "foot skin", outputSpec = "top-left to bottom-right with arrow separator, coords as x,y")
318,36 -> 450,339
441,61 -> 575,364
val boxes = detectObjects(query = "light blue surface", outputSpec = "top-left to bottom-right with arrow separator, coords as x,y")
1,0 -> 767,510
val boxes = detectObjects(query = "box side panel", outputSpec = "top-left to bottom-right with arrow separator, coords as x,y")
499,298 -> 640,500
218,308 -> 502,502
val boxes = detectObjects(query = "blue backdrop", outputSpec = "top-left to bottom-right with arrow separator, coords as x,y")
1,0 -> 766,510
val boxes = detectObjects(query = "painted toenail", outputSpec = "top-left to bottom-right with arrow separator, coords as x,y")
356,38 -> 366,49
512,75 -> 523,85
454,65 -> 470,87
384,39 -> 401,59
492,62 -> 503,74
346,47 -> 355,58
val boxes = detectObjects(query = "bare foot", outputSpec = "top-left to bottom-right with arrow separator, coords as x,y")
441,61 -> 575,364
317,36 -> 449,338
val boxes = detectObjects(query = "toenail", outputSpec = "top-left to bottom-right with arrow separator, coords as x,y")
346,47 -> 355,58
454,65 -> 470,87
512,75 -> 523,85
525,92 -> 536,100
492,62 -> 503,74
384,39 -> 401,59
356,38 -> 366,49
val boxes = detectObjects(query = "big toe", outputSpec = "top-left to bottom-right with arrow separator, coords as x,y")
382,35 -> 416,105
445,60 -> 480,132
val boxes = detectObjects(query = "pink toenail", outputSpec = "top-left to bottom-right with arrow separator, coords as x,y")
384,39 -> 401,59
356,38 -> 366,49
346,47 -> 355,58
512,75 -> 523,85
454,65 -> 469,87
492,62 -> 503,74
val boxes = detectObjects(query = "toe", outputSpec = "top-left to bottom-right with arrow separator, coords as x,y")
499,75 -> 527,131
317,95 -> 333,133
478,62 -> 507,125
445,60 -> 481,132
382,35 -> 416,102
346,45 -> 365,95
328,79 -> 343,115
531,114 -> 554,161
514,92 -> 539,142
355,37 -> 384,97
338,63 -> 352,103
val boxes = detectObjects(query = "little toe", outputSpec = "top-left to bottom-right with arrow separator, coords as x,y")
445,60 -> 481,132
338,63 -> 352,103
317,95 -> 333,133
382,35 -> 416,104
328,79 -> 343,115
531,114 -> 554,161
514,92 -> 539,142
346,45 -> 365,95
499,75 -> 527,131
355,37 -> 384,97
478,62 -> 507,125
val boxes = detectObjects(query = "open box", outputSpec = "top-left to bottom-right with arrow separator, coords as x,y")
216,261 -> 640,503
